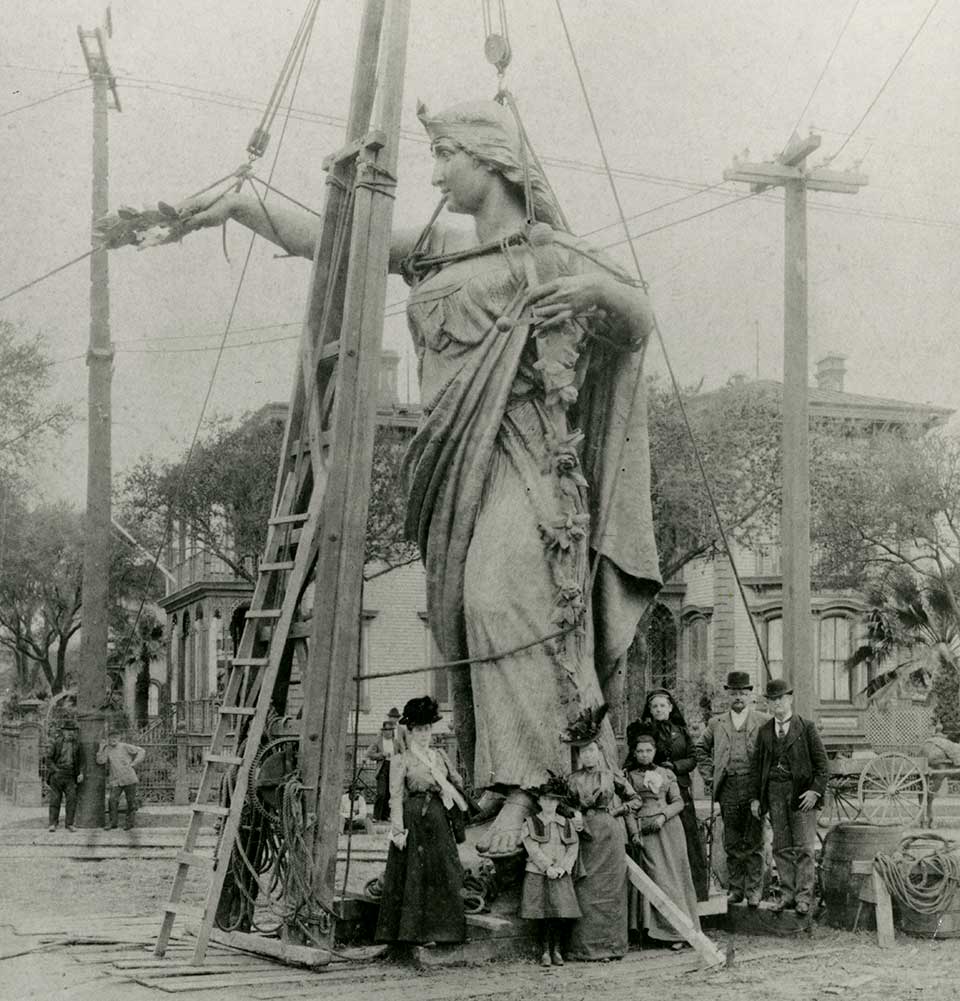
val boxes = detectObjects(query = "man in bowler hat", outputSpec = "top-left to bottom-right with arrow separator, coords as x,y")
750,679 -> 829,914
696,671 -> 770,906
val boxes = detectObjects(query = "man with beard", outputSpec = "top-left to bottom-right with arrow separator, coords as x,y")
696,672 -> 770,907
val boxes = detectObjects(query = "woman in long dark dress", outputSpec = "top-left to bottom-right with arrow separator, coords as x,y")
564,708 -> 637,960
633,689 -> 709,900
375,697 -> 466,945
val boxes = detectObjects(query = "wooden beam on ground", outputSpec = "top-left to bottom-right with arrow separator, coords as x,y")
201,927 -> 330,968
625,856 -> 726,967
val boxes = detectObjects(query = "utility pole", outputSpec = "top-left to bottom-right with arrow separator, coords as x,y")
76,13 -> 121,827
725,134 -> 866,717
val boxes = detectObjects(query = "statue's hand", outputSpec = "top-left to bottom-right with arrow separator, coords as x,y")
177,188 -> 237,233
524,273 -> 612,331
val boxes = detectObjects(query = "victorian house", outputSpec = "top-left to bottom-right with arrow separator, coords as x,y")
626,353 -> 953,749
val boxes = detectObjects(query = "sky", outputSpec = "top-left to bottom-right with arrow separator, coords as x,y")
2,0 -> 958,506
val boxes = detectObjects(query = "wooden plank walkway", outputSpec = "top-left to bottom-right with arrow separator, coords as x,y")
10,908 -> 822,999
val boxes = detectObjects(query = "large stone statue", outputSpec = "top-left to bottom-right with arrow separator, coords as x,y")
109,98 -> 662,856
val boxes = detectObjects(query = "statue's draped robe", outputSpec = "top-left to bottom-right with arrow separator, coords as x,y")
403,227 -> 661,788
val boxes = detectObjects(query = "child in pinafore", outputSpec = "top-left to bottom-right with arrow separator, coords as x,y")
520,774 -> 581,967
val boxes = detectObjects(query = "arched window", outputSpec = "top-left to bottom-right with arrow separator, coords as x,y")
683,614 -> 710,680
647,604 -> 678,691
147,681 -> 161,718
819,615 -> 853,703
765,616 -> 784,680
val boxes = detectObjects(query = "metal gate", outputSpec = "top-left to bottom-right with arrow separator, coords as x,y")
133,711 -> 178,803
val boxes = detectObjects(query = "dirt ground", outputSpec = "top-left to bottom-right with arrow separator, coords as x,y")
2,824 -> 960,1000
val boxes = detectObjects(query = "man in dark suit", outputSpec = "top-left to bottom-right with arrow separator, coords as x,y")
750,678 -> 829,915
696,671 -> 770,907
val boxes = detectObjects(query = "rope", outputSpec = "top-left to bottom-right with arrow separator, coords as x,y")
553,0 -> 772,679
246,0 -> 324,160
874,835 -> 960,919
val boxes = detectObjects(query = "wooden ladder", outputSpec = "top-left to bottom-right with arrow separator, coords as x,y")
155,0 -> 411,964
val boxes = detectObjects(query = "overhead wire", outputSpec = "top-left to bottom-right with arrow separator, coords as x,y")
0,81 -> 90,119
786,0 -> 862,143
830,0 -> 942,161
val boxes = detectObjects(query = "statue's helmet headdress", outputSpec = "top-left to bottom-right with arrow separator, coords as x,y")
417,99 -> 566,231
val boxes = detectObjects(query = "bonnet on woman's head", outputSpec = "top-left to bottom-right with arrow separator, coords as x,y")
640,688 -> 687,729
417,99 -> 566,230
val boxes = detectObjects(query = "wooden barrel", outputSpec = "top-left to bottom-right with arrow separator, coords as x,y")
821,824 -> 905,930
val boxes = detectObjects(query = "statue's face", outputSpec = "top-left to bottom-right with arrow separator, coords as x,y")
431,139 -> 493,215
649,695 -> 672,722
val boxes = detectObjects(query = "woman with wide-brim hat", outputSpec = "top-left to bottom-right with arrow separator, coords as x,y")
631,689 -> 709,900
374,696 -> 467,947
564,706 -> 638,960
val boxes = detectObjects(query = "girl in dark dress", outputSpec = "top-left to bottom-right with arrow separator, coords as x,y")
632,689 -> 709,900
375,697 -> 467,945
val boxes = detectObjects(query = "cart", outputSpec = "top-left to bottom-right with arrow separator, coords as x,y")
819,752 -> 930,830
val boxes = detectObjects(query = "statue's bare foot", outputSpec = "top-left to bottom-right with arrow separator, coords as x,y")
476,788 -> 537,857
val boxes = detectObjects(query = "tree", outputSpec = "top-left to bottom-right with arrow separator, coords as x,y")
647,375 -> 783,582
118,412 -> 418,583
0,498 -> 155,695
845,568 -> 960,737
813,427 -> 960,733
0,500 -> 84,694
813,427 -> 960,611
0,320 -> 72,479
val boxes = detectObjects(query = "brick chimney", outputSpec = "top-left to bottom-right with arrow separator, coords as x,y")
378,350 -> 400,407
814,353 -> 847,393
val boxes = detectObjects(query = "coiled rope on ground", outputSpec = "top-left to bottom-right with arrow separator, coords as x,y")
874,834 -> 960,916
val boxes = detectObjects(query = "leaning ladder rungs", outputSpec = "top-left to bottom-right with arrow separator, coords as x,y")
219,706 -> 256,717
258,561 -> 296,572
192,803 -> 230,817
176,851 -> 207,867
269,512 -> 308,525
231,658 -> 268,667
205,752 -> 243,767
245,609 -> 281,619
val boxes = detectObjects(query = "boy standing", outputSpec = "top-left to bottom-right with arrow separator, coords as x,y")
96,731 -> 146,830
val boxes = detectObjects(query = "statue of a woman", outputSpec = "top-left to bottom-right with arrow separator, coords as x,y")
172,98 -> 662,856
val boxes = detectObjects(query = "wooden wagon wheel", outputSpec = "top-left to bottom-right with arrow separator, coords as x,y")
857,752 -> 927,827
818,772 -> 863,829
